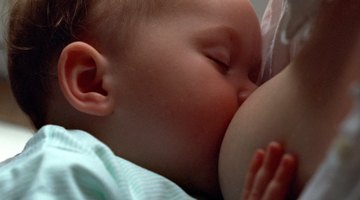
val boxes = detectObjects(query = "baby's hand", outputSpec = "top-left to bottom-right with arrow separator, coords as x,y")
241,142 -> 296,200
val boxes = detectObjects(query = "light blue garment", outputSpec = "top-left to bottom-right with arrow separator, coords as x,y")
0,125 -> 194,200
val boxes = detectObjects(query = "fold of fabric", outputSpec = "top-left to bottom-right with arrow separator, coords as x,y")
259,0 -> 322,83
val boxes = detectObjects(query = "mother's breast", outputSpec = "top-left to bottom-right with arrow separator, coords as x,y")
218,69 -> 348,200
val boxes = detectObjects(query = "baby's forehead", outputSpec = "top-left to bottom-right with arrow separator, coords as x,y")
96,0 -> 197,18
88,0 -> 168,29
86,0 -> 178,45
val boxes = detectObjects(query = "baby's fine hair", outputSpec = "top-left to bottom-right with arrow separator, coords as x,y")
8,0 -> 96,129
7,0 -> 167,129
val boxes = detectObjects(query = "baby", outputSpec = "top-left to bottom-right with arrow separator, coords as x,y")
3,0 -> 293,199
220,0 -> 360,199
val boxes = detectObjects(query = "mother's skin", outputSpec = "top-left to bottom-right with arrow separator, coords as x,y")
219,1 -> 360,199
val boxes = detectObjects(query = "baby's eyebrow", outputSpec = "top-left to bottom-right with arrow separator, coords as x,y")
195,25 -> 238,51
203,25 -> 237,39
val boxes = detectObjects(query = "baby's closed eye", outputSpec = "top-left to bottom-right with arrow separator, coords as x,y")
205,47 -> 231,74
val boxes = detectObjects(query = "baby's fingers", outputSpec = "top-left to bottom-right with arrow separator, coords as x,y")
249,142 -> 283,199
242,149 -> 265,200
243,142 -> 284,200
262,154 -> 297,200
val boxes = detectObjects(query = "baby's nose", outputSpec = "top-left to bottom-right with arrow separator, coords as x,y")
237,83 -> 258,105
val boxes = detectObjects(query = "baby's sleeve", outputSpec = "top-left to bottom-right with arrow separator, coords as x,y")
0,145 -> 120,200
0,125 -> 194,200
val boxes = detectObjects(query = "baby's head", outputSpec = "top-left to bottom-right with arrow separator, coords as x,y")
8,0 -> 261,197
7,0 -> 163,128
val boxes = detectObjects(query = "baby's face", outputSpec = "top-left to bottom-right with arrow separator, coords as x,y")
107,0 -> 261,196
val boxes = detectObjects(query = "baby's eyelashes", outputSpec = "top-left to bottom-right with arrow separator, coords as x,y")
205,47 -> 231,74
207,56 -> 230,74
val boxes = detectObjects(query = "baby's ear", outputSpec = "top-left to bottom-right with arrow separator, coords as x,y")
58,41 -> 115,116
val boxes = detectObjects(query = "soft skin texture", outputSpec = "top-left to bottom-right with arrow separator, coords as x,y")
241,142 -> 296,200
54,0 -> 261,198
219,1 -> 360,199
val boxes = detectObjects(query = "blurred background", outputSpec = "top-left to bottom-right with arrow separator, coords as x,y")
1,1 -> 34,162
0,1 -> 268,161
252,0 -> 268,19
